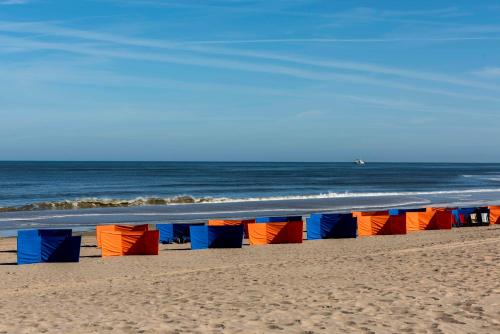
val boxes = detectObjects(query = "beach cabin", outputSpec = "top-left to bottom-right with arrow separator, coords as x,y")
451,207 -> 489,227
405,208 -> 453,231
189,225 -> 244,250
208,219 -> 255,238
489,206 -> 500,225
157,223 -> 204,244
17,229 -> 81,265
248,218 -> 303,245
356,212 -> 406,236
99,229 -> 159,257
96,224 -> 149,248
306,213 -> 357,240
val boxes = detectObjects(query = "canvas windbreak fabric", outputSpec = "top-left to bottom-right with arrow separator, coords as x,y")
96,224 -> 149,247
357,214 -> 406,236
255,216 -> 303,223
207,225 -> 244,248
157,223 -> 203,243
352,211 -> 389,218
100,230 -> 159,257
248,222 -> 303,245
17,229 -> 81,265
451,207 -> 489,226
405,208 -> 453,231
489,206 -> 500,225
189,225 -> 244,250
388,208 -> 426,216
307,214 -> 357,240
41,236 -> 81,262
208,219 -> 255,238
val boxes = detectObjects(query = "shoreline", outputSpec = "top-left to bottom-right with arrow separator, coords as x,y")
2,195 -> 500,236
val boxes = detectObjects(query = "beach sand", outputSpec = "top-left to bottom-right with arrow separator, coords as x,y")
0,226 -> 499,333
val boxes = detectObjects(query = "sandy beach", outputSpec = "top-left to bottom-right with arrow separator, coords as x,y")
0,226 -> 499,333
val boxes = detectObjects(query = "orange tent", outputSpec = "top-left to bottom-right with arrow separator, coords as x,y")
405,208 -> 452,231
490,206 -> 500,225
248,221 -> 303,245
100,230 -> 159,257
208,219 -> 255,238
96,224 -> 149,248
357,213 -> 406,236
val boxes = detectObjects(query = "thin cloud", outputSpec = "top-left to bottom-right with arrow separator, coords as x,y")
473,67 -> 500,78
180,37 -> 500,44
2,33 -> 500,104
107,1 -> 466,23
446,24 -> 500,34
0,20 -> 498,94
0,0 -> 30,4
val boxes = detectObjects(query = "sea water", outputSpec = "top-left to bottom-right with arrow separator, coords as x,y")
1,161 -> 500,234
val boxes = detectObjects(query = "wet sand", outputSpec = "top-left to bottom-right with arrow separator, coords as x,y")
0,226 -> 499,333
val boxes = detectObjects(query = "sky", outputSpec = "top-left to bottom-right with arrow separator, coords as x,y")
0,0 -> 499,162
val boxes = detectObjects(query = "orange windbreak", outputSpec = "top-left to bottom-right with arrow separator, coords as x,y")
490,206 -> 500,225
96,224 -> 149,247
247,223 -> 268,245
248,222 -> 303,245
433,209 -> 453,230
387,214 -> 407,235
208,219 -> 255,237
405,212 -> 421,232
356,216 -> 373,236
96,225 -> 115,248
405,208 -> 452,231
100,230 -> 159,257
357,214 -> 406,236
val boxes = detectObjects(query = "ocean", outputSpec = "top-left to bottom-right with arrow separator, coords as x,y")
1,161 -> 500,235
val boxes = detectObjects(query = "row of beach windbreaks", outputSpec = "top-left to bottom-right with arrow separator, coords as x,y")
16,205 -> 500,264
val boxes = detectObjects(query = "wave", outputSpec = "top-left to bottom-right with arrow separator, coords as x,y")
0,201 -> 431,225
1,188 -> 500,213
462,174 -> 500,181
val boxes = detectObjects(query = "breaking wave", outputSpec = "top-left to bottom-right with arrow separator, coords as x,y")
1,188 -> 500,213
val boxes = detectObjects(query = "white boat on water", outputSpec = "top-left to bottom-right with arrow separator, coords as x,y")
354,159 -> 366,166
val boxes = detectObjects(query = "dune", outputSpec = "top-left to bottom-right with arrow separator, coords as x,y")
0,226 -> 499,333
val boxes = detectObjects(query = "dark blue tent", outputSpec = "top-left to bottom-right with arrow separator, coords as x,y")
17,229 -> 81,265
157,223 -> 204,244
189,225 -> 243,250
307,213 -> 357,240
255,216 -> 303,223
388,208 -> 426,216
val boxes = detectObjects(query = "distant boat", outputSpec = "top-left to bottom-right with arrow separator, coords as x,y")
354,159 -> 366,166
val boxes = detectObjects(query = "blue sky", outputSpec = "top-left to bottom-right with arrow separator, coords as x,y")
0,0 -> 499,162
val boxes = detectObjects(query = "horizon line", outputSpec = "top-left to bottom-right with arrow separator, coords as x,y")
0,160 -> 499,164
